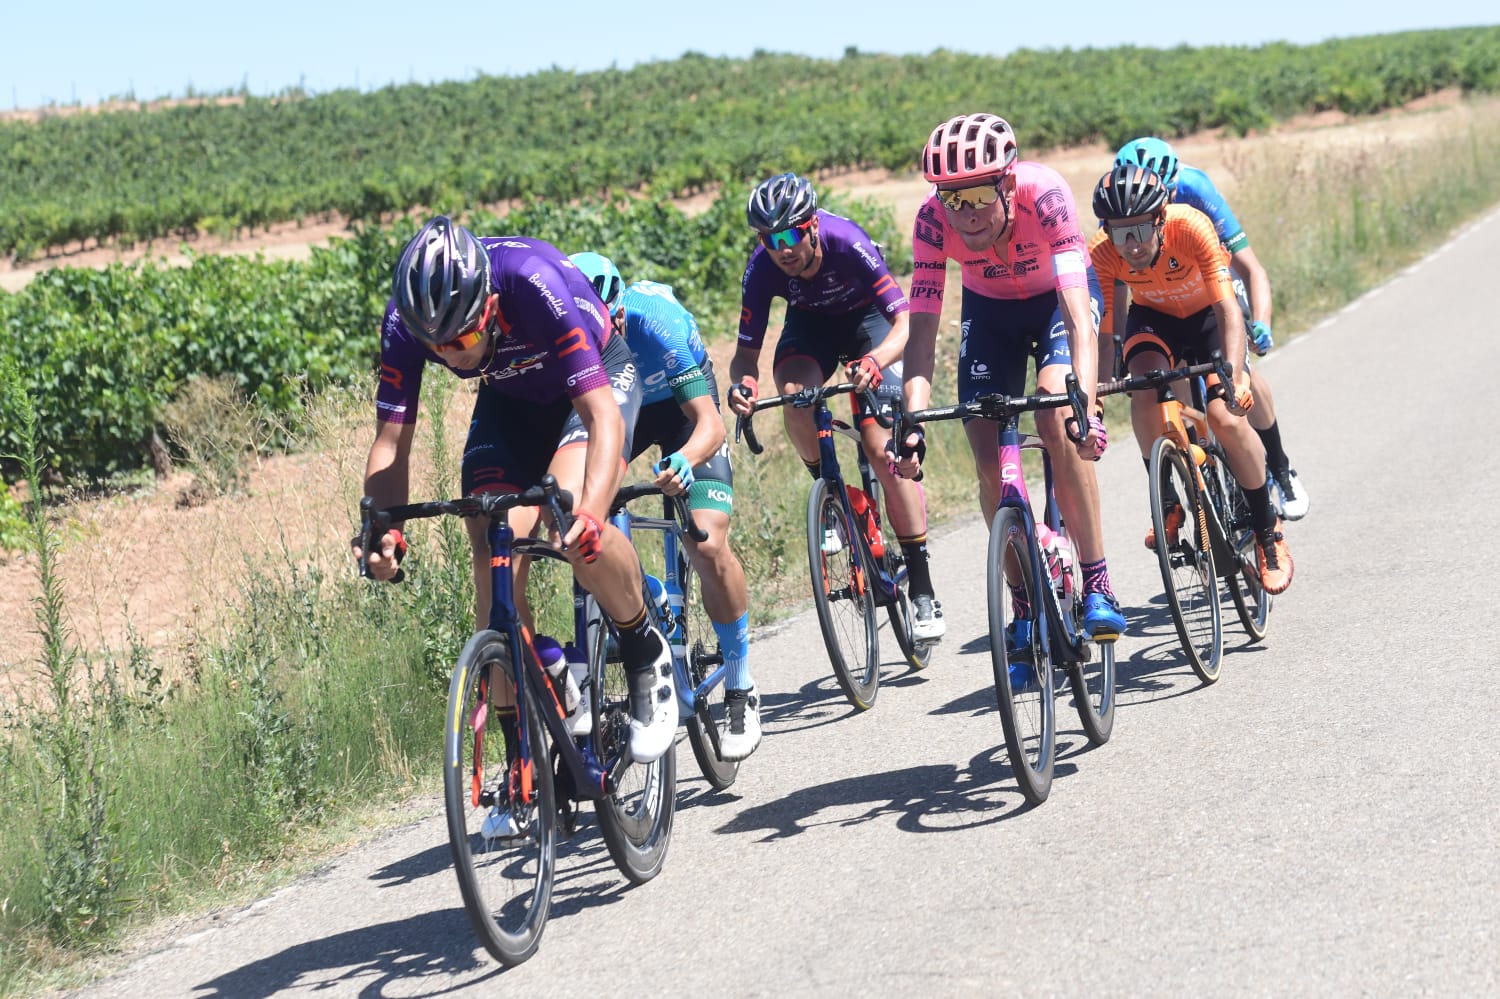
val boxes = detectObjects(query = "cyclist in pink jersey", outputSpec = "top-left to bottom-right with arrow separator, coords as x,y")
898,113 -> 1126,640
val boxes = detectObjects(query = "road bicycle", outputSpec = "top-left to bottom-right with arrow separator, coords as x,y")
736,378 -> 930,711
606,479 -> 741,791
902,374 -> 1116,805
357,475 -> 675,967
1096,352 -> 1271,684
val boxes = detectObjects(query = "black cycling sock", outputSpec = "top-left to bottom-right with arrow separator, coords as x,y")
1246,483 -> 1277,532
1257,422 -> 1288,473
802,458 -> 820,480
899,535 -> 935,599
613,605 -> 663,669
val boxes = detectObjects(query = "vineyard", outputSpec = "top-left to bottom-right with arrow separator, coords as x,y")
1,28 -> 1499,485
2,29 -> 1498,259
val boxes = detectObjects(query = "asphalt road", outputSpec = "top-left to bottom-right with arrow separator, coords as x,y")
66,209 -> 1500,998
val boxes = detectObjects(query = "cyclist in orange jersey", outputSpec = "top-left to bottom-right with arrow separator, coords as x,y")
1087,165 -> 1292,594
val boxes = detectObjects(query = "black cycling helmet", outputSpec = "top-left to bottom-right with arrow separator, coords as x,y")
1092,164 -> 1171,221
393,216 -> 492,347
746,172 -> 818,232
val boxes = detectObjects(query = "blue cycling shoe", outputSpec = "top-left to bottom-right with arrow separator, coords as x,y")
1082,592 -> 1126,640
1004,618 -> 1033,662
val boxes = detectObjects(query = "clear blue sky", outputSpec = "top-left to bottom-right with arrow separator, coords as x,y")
4,1 -> 1495,110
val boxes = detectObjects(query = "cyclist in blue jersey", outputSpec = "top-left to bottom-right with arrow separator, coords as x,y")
353,218 -> 677,774
569,251 -> 762,760
1114,137 -> 1309,521
726,172 -> 946,643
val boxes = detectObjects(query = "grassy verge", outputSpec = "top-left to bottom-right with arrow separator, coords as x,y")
3,101 -> 1500,995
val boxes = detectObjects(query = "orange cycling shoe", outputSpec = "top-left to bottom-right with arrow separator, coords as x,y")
1255,521 -> 1294,594
1144,503 -> 1185,550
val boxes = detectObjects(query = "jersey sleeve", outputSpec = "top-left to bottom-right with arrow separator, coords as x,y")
908,197 -> 949,315
374,302 -> 428,425
1028,165 -> 1088,292
1086,229 -> 1123,337
514,255 -> 611,399
736,253 -> 776,349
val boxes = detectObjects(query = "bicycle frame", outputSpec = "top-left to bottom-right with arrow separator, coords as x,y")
606,488 -> 726,721
360,488 -> 622,805
740,382 -> 903,607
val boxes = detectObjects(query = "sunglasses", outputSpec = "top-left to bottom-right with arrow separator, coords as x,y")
760,218 -> 815,251
1106,221 -> 1158,247
936,183 -> 1005,213
432,293 -> 497,354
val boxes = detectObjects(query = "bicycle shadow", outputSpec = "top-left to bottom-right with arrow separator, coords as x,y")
712,746 -> 1061,842
191,838 -> 639,994
190,906 -> 506,996
1107,596 -> 1271,716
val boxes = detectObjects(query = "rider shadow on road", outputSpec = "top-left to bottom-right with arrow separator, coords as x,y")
191,906 -> 506,995
713,747 -> 1069,842
1117,596 -> 1270,702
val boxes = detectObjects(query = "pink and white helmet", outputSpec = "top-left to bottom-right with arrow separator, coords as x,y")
922,113 -> 1019,185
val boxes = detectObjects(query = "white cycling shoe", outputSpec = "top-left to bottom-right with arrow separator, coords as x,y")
626,634 -> 676,763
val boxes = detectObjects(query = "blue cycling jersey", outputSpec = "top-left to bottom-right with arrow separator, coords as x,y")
620,280 -> 711,408
1172,166 -> 1249,254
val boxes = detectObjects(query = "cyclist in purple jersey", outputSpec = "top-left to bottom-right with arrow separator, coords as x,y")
1115,137 -> 1308,520
354,217 -> 676,765
727,172 -> 946,642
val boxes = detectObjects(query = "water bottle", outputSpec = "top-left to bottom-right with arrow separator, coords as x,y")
1035,523 -> 1065,597
533,634 -> 580,713
1053,532 -> 1076,615
845,485 -> 885,557
561,641 -> 591,735
644,573 -> 671,631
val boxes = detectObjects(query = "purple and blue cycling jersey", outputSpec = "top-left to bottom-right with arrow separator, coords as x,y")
375,236 -> 612,423
737,209 -> 909,349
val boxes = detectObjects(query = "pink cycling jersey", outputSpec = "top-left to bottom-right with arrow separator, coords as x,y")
909,160 -> 1089,312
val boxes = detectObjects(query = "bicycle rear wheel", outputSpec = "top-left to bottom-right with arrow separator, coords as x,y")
444,631 -> 555,967
1218,462 -> 1272,641
807,477 -> 880,710
586,597 -> 676,884
987,507 -> 1055,805
677,545 -> 739,790
1149,436 -> 1222,682
1052,551 -> 1115,745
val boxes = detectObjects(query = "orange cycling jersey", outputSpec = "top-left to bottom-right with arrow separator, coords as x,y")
1088,204 -> 1234,335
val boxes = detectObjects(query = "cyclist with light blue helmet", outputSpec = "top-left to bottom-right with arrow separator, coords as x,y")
1114,137 -> 1309,521
570,251 -> 762,761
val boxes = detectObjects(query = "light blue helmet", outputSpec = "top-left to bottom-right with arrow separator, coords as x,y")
568,251 -> 625,310
1114,137 -> 1180,190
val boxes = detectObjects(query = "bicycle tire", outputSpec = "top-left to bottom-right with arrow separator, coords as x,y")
987,506 -> 1055,805
1218,461 -> 1272,641
677,544 -> 739,790
806,477 -> 880,710
444,631 -> 555,967
1149,436 -> 1222,682
586,595 -> 676,884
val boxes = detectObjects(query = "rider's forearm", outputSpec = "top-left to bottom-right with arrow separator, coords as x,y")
904,312 -> 940,411
1059,285 -> 1099,410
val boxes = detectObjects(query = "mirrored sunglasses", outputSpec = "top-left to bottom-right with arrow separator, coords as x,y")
760,219 -> 814,251
433,294 -> 497,354
1107,221 -> 1157,247
936,183 -> 1004,213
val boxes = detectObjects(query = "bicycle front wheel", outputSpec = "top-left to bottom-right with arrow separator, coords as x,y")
444,631 -> 555,967
586,597 -> 676,884
987,507 -> 1055,805
1149,436 -> 1222,682
677,545 -> 739,791
807,477 -> 880,710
